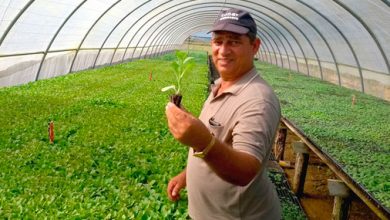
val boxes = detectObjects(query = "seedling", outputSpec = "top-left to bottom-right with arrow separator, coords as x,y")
161,50 -> 195,107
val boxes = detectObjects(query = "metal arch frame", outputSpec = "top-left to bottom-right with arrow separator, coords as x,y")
152,18 -> 213,56
153,2 -> 291,68
257,27 -> 280,66
118,0 -> 182,63
217,0 -> 309,75
107,1 -> 156,65
146,7 -> 275,64
252,13 -> 301,71
100,0 -> 384,91
239,1 -> 311,75
247,2 -> 306,70
148,8 -> 239,58
146,1 -> 306,73
138,7 -> 216,58
35,0 -> 87,81
270,0 -> 340,82
118,0 -> 180,64
127,0 -> 306,77
174,25 -> 211,44
92,0 -> 154,68
128,0 -> 197,61
1,0 -> 387,90
142,11 -> 214,54
144,10 -> 271,59
142,13 -> 213,59
243,0 -> 318,77
136,5 -> 279,65
0,0 -> 35,47
158,18 -> 276,61
297,0 -> 364,91
127,1 -> 191,61
129,1 -> 215,59
168,24 -> 213,53
156,22 -> 209,55
334,0 -> 390,76
256,18 -> 291,70
109,3 -> 248,65
68,0 -> 122,73
261,17 -> 300,71
168,24 -> 211,50
138,9 -> 215,59
150,13 -> 214,57
0,0 -> 308,78
149,10 -> 269,62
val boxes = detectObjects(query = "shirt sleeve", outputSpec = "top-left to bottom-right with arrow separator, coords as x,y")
232,99 -> 281,163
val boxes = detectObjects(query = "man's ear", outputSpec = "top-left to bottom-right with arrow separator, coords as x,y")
253,38 -> 261,54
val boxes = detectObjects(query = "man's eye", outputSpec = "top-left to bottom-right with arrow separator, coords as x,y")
230,41 -> 240,46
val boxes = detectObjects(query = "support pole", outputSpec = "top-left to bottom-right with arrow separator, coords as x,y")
292,141 -> 310,197
328,179 -> 351,220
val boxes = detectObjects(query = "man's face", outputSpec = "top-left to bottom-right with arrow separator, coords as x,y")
211,31 -> 260,80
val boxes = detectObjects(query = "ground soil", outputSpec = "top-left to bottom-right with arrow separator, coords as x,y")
280,130 -> 380,220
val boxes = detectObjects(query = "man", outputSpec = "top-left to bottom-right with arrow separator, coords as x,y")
165,8 -> 282,219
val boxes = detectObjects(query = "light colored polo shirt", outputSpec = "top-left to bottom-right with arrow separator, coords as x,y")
186,68 -> 282,220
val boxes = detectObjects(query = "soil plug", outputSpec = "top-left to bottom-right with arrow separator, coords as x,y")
48,121 -> 54,144
161,51 -> 195,107
170,94 -> 182,107
149,71 -> 153,81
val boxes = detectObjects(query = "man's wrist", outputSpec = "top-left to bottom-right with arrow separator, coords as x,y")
193,135 -> 216,158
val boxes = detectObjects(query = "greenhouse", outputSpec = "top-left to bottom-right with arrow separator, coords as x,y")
0,0 -> 389,219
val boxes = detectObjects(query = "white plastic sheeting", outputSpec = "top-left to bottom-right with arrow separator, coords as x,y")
0,0 -> 389,100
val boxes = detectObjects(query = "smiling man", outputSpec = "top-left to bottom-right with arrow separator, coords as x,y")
165,8 -> 282,219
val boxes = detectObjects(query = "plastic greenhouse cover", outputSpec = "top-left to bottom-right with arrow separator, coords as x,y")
0,0 -> 389,89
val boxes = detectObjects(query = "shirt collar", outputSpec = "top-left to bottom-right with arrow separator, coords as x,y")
211,67 -> 258,98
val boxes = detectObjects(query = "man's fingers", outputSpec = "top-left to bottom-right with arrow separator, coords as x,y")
171,183 -> 182,201
167,180 -> 177,201
166,102 -> 189,137
166,102 -> 188,121
172,183 -> 181,197
167,177 -> 184,201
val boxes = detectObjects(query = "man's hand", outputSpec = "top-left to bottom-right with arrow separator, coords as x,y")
165,102 -> 212,151
167,170 -> 186,201
165,102 -> 261,186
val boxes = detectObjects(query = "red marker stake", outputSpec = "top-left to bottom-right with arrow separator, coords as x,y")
48,121 -> 54,144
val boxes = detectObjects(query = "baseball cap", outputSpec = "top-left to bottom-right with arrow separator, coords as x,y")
209,8 -> 257,36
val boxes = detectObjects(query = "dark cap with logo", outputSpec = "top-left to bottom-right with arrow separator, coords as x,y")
209,8 -> 257,36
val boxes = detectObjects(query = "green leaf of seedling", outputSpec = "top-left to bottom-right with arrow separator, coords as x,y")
181,62 -> 195,78
161,50 -> 194,95
171,62 -> 179,75
175,51 -> 187,62
161,85 -> 176,93
183,57 -> 194,65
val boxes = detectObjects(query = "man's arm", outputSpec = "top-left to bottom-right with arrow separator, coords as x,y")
203,139 -> 260,186
165,102 -> 261,186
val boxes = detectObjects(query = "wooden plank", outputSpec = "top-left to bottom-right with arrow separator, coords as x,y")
292,151 -> 309,197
